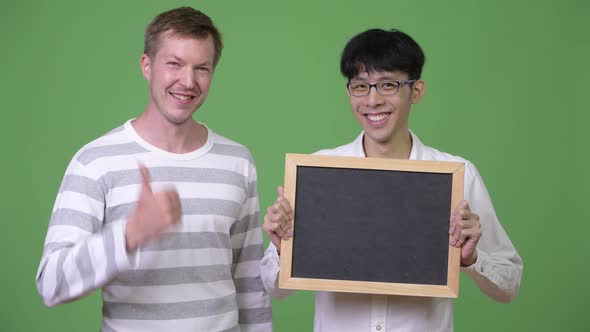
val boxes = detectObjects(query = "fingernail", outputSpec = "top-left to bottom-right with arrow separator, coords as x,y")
286,230 -> 293,237
449,226 -> 455,234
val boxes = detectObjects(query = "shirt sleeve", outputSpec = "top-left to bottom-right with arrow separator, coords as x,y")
260,243 -> 295,300
230,160 -> 272,331
460,162 -> 523,302
35,157 -> 139,307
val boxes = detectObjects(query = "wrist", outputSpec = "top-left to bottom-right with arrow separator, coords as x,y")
461,250 -> 478,267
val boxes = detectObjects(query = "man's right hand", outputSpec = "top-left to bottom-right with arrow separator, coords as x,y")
262,186 -> 293,252
125,165 -> 181,251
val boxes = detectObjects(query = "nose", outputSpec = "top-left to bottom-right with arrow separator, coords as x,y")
180,68 -> 196,89
365,86 -> 384,108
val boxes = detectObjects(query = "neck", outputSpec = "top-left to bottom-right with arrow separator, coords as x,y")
131,108 -> 207,154
363,130 -> 412,159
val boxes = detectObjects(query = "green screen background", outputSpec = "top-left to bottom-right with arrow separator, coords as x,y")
1,0 -> 588,331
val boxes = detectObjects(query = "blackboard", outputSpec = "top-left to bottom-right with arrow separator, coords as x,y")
278,154 -> 465,298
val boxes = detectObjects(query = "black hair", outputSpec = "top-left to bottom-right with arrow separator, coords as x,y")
340,29 -> 425,80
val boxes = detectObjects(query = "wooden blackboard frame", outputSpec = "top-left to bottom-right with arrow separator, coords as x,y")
279,153 -> 465,298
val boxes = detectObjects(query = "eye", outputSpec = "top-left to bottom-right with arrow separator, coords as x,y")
166,61 -> 180,67
196,66 -> 210,73
379,81 -> 399,91
350,82 -> 369,91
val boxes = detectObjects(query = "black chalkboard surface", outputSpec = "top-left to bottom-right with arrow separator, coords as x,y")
279,154 -> 465,298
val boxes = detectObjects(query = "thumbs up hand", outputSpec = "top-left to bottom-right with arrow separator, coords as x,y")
125,164 -> 182,251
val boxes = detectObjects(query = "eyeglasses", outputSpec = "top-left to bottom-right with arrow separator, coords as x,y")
346,80 -> 417,97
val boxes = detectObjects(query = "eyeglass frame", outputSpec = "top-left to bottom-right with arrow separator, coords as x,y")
346,79 -> 417,97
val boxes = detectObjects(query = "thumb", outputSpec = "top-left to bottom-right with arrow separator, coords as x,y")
463,200 -> 471,211
277,185 -> 284,197
138,164 -> 152,194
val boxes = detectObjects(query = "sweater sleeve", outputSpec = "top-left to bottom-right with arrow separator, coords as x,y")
230,160 -> 272,331
260,243 -> 295,300
35,157 -> 139,307
460,162 -> 523,303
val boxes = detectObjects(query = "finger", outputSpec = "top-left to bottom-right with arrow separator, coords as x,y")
450,213 -> 468,246
451,230 -> 464,247
449,218 -> 456,235
276,197 -> 294,223
168,191 -> 182,221
276,186 -> 294,219
273,205 -> 293,238
270,211 -> 291,239
464,210 -> 479,223
453,207 -> 479,235
265,199 -> 292,239
264,215 -> 286,238
463,200 -> 471,212
155,193 -> 175,225
264,208 -> 282,232
138,164 -> 152,193
455,222 -> 481,247
277,186 -> 284,197
269,199 -> 290,224
451,200 -> 468,217
450,213 -> 465,245
163,190 -> 181,215
450,203 -> 479,246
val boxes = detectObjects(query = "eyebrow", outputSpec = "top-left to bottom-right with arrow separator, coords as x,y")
166,55 -> 212,67
162,56 -> 184,64
351,75 -> 400,82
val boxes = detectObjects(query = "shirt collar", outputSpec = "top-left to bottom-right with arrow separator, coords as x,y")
352,130 -> 424,160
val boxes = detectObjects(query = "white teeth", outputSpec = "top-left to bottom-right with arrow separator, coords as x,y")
367,113 -> 389,122
171,93 -> 192,100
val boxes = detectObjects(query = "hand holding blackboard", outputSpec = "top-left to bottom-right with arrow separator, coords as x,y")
278,154 -> 465,298
263,186 -> 294,252
449,200 -> 481,266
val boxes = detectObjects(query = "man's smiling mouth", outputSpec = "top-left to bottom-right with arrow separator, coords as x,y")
366,112 -> 390,122
170,92 -> 195,101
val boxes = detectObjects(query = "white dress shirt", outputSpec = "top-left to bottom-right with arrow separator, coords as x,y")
260,131 -> 523,332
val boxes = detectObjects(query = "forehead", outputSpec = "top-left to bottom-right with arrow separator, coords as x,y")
352,70 -> 408,81
154,33 -> 215,61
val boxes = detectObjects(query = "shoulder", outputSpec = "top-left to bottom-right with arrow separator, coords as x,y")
314,144 -> 353,156
313,135 -> 361,157
73,124 -> 144,167
58,124 -> 140,181
422,144 -> 468,163
208,130 -> 255,165
420,143 -> 479,179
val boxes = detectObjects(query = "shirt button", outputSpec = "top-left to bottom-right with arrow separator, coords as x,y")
481,266 -> 485,273
376,325 -> 382,331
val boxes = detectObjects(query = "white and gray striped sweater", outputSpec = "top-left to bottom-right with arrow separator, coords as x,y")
36,120 -> 272,332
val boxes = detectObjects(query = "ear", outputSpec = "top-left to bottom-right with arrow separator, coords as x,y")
140,53 -> 151,81
410,80 -> 426,104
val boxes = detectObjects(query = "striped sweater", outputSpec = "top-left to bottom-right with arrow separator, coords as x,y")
36,120 -> 272,332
